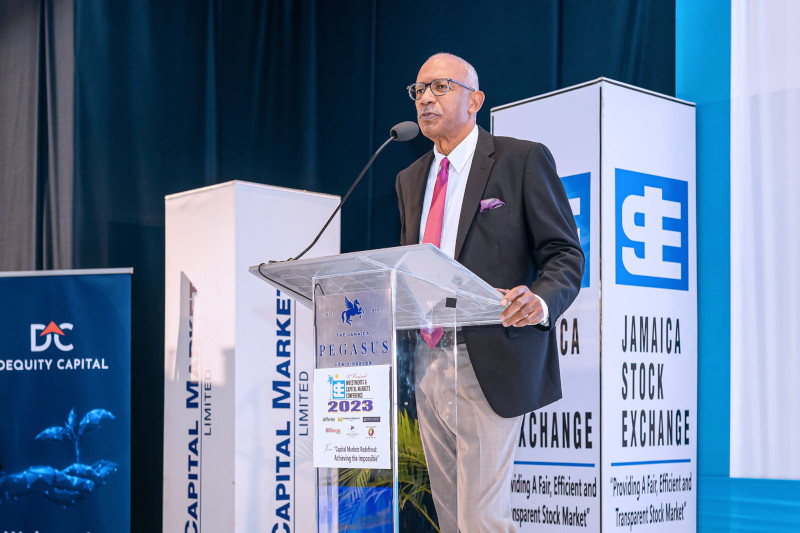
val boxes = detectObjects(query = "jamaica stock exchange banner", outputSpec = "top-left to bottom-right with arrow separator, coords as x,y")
0,269 -> 131,533
493,79 -> 696,532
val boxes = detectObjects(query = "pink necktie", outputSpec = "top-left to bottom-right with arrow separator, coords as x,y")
420,157 -> 449,348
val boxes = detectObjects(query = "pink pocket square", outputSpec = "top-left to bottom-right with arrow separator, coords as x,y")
480,198 -> 506,213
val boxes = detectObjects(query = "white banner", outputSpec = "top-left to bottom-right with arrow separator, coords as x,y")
600,83 -> 697,532
493,79 -> 697,532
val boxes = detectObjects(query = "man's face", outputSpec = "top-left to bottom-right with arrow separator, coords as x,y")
415,56 -> 477,144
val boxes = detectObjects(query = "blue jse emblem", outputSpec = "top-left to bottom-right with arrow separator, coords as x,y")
561,172 -> 590,288
615,169 -> 688,290
332,380 -> 346,399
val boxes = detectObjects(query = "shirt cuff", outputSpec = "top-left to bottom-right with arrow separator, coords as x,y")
535,294 -> 549,327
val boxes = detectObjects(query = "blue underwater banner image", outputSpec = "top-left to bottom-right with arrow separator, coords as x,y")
0,271 -> 131,532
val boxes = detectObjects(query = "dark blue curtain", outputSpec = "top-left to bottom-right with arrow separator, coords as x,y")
72,1 -> 674,529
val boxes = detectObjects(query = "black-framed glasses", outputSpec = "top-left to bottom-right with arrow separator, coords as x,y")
407,78 -> 476,100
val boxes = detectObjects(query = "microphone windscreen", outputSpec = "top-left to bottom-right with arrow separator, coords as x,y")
390,121 -> 420,142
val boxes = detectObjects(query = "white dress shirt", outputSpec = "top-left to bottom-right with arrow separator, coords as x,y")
419,125 -> 478,258
418,125 -> 550,325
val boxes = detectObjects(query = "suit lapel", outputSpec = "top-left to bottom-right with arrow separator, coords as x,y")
454,128 -> 495,259
406,151 -> 434,246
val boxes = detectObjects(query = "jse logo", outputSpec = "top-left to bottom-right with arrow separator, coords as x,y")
615,169 -> 688,290
331,380 -> 346,400
562,172 -> 591,288
31,321 -> 74,352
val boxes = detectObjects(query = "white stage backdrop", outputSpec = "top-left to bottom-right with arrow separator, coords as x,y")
730,0 -> 800,479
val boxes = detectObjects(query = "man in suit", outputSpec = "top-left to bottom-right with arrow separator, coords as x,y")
395,53 -> 584,532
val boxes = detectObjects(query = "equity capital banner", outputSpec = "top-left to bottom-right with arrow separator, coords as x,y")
0,269 -> 132,533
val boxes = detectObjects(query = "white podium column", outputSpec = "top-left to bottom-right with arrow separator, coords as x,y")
163,181 -> 340,533
492,79 -> 697,533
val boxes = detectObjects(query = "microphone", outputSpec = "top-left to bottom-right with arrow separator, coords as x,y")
267,121 -> 419,264
391,121 -> 419,142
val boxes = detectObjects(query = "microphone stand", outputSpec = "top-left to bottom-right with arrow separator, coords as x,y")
261,121 -> 419,268
282,136 -> 394,263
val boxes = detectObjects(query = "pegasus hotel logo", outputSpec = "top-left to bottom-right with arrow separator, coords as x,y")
341,296 -> 364,326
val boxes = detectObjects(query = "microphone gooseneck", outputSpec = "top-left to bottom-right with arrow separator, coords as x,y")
265,121 -> 419,265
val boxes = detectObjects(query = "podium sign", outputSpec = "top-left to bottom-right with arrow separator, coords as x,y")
312,364 -> 391,469
252,244 -> 505,532
314,287 -> 394,468
315,288 -> 394,368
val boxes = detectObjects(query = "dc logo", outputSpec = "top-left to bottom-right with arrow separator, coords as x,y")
562,172 -> 591,288
31,321 -> 74,352
615,169 -> 688,290
341,296 -> 363,326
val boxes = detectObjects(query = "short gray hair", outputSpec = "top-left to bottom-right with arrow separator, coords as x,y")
428,52 -> 479,91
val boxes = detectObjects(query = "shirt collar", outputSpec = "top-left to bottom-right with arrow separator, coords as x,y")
432,125 -> 479,174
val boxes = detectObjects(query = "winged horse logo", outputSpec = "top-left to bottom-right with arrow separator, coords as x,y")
341,296 -> 364,326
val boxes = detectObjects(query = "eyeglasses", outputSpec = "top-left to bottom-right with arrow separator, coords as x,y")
407,78 -> 476,100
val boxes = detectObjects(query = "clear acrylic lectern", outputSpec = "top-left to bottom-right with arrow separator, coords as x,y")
250,244 -> 504,533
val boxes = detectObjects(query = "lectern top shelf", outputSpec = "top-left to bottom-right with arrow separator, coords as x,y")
249,244 -> 506,328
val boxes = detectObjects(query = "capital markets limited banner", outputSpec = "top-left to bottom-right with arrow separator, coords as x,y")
0,269 -> 131,532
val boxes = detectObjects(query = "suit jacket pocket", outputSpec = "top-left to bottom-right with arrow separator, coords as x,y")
478,204 -> 510,221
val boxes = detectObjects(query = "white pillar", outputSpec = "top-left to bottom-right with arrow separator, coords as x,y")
163,181 -> 340,533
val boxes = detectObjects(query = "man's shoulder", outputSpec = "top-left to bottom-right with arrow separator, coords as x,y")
487,132 -> 543,155
397,150 -> 433,180
483,131 -> 555,167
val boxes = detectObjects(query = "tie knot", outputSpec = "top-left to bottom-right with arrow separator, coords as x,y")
438,157 -> 449,185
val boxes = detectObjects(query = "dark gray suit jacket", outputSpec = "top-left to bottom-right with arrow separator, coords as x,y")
395,127 -> 584,418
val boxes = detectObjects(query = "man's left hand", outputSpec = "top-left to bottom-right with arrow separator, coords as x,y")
498,286 -> 543,327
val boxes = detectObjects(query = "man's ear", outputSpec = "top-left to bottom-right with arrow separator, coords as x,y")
469,90 -> 485,116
